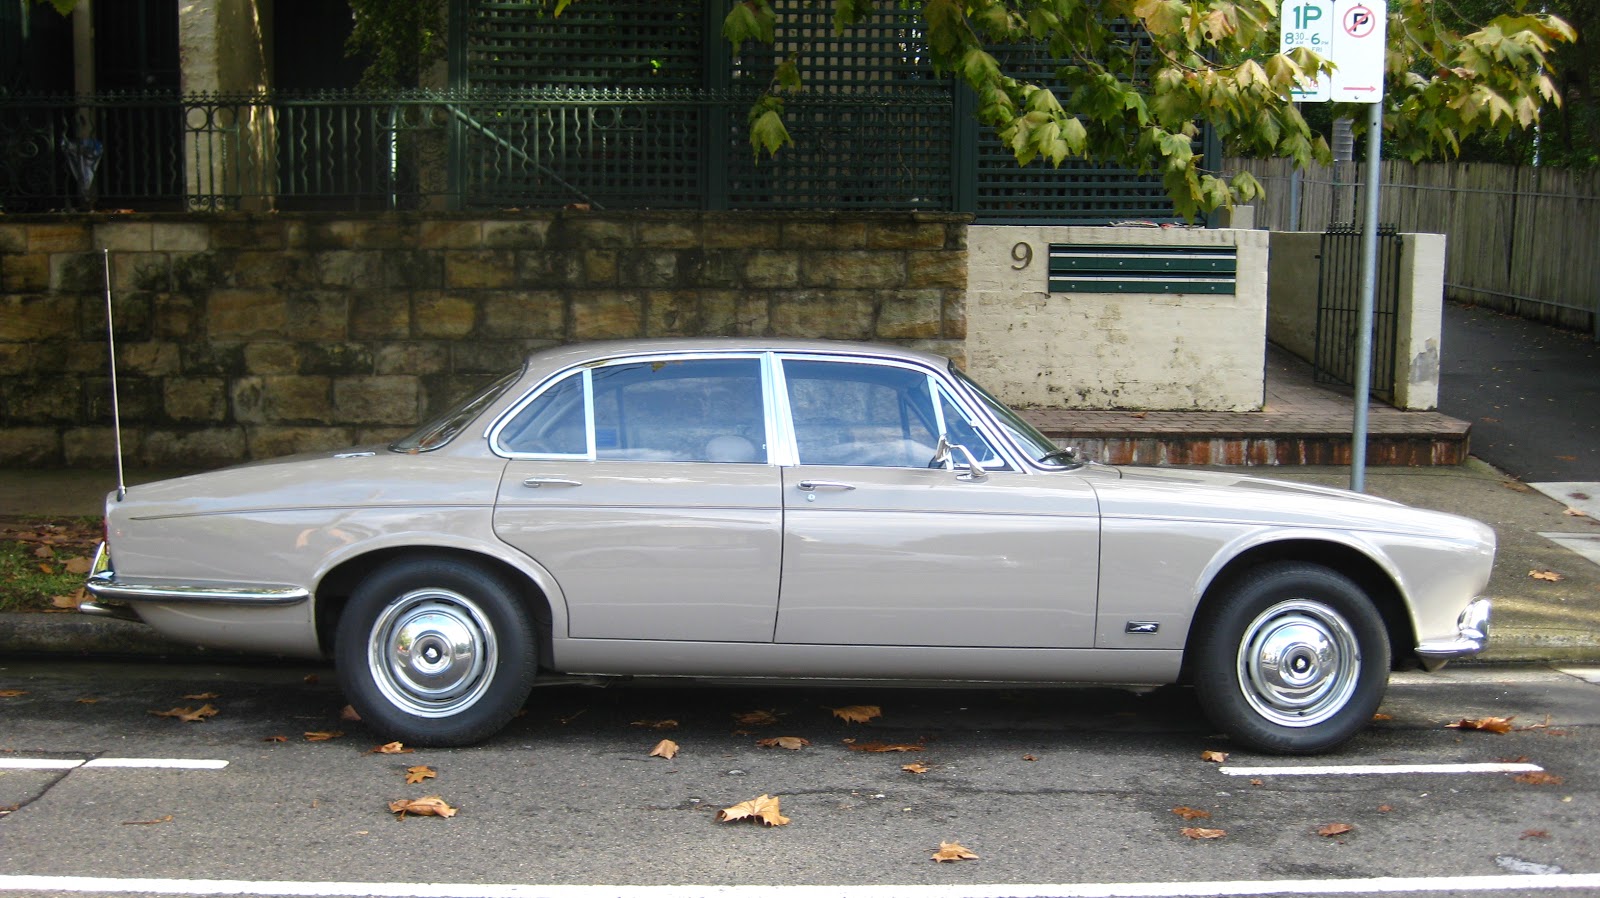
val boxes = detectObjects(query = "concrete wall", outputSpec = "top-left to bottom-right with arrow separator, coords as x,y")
1266,231 -> 1444,410
966,226 -> 1270,411
0,212 -> 967,467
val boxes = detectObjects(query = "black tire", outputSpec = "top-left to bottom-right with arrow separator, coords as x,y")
335,557 -> 538,747
1190,562 -> 1390,754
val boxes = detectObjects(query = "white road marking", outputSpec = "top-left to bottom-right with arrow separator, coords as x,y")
1219,762 -> 1544,777
0,758 -> 227,771
1537,532 -> 1600,568
4,874 -> 1600,897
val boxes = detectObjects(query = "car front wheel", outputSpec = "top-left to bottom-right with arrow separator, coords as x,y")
1191,562 -> 1391,754
336,558 -> 538,747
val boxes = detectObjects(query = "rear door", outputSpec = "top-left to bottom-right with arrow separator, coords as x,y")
492,355 -> 783,643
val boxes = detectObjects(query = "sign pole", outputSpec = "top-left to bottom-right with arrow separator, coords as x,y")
1349,99 -> 1382,492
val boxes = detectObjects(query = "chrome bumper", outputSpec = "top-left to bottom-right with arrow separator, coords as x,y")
1414,598 -> 1492,671
82,542 -> 310,617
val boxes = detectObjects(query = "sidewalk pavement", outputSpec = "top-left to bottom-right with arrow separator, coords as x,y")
2,459 -> 1597,663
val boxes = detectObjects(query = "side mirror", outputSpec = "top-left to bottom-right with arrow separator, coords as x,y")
932,436 -> 988,482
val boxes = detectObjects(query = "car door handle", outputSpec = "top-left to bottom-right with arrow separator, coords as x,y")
522,477 -> 582,488
797,480 -> 855,492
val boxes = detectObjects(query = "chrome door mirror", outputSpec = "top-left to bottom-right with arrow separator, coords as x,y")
932,436 -> 988,482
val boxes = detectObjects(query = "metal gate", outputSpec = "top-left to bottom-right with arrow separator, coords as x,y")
1314,225 -> 1402,401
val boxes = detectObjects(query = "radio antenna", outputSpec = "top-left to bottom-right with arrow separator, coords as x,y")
102,248 -> 126,501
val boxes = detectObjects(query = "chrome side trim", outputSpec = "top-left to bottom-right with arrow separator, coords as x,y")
1414,598 -> 1492,671
85,543 -> 309,607
79,601 -> 142,622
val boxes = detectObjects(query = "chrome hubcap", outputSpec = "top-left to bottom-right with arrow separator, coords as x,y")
368,589 -> 497,718
1236,600 -> 1360,728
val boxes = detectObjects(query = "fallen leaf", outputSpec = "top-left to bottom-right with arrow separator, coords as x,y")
405,765 -> 437,785
181,692 -> 220,701
1201,750 -> 1228,763
150,704 -> 219,723
369,742 -> 413,755
1377,804 -> 1394,813
32,545 -> 53,559
650,739 -> 679,760
1172,807 -> 1211,820
931,840 -> 979,862
1513,771 -> 1564,786
1522,830 -> 1550,839
1249,778 -> 1264,786
303,674 -> 319,685
756,736 -> 810,750
717,794 -> 790,826
304,730 -> 344,742
631,719 -> 679,730
63,555 -> 93,575
831,705 -> 882,724
51,592 -> 84,610
1502,481 -> 1532,492
1555,455 -> 1578,462
845,740 -> 924,753
1182,827 -> 1226,840
1371,713 -> 1393,721
1529,569 -> 1564,581
1022,754 -> 1038,762
1446,716 -> 1515,733
75,697 -> 99,704
1318,823 -> 1354,837
902,762 -> 931,775
734,710 -> 779,726
340,705 -> 362,722
120,815 -> 174,826
388,796 -> 457,819
557,709 -> 587,725
1566,507 -> 1590,517
1498,756 -> 1531,763
263,735 -> 288,743
0,691 -> 26,698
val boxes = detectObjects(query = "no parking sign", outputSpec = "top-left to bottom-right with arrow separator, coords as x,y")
1279,0 -> 1388,102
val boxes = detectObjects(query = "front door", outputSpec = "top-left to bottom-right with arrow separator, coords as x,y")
773,357 -> 1100,648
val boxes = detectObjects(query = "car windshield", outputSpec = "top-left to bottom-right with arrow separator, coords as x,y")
952,367 -> 1083,469
391,368 -> 523,454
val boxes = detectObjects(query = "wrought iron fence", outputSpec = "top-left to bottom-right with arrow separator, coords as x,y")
2,88 -> 1178,221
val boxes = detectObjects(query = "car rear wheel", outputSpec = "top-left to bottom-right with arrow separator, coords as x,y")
1191,562 -> 1390,754
336,558 -> 538,747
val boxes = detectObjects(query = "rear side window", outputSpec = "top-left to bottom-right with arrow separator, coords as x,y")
497,357 -> 767,463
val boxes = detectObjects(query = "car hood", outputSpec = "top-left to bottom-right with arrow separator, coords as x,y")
1084,465 -> 1492,544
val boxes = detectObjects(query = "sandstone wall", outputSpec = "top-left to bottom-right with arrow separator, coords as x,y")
0,212 -> 968,467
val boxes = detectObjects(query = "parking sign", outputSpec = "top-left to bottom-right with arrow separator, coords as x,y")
1280,0 -> 1387,103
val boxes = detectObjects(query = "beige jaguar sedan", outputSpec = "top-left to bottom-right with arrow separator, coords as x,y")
86,338 -> 1494,753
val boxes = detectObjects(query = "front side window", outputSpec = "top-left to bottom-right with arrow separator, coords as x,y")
497,357 -> 767,463
782,359 -> 942,467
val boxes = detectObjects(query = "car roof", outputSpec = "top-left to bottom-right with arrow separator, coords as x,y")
522,338 -> 953,373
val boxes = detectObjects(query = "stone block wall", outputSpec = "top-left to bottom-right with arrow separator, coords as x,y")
0,212 -> 968,467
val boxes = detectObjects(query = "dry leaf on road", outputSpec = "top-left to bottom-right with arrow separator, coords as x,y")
717,794 -> 790,826
388,796 -> 457,819
1522,830 -> 1551,839
1529,570 -> 1564,581
931,841 -> 979,862
830,705 -> 882,724
1318,823 -> 1354,837
182,692 -> 220,701
734,710 -> 780,726
1182,827 -> 1226,840
262,735 -> 288,743
304,730 -> 344,742
1446,716 -> 1515,733
120,815 -> 174,826
1172,807 -> 1211,820
369,742 -> 413,754
1201,750 -> 1228,763
340,705 -> 363,721
405,765 -> 437,784
1513,771 -> 1564,786
903,762 -> 931,775
649,739 -> 679,759
0,690 -> 27,698
631,719 -> 679,730
757,736 -> 810,750
150,704 -> 219,723
1566,507 -> 1590,517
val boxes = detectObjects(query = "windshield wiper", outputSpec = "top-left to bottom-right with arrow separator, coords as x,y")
1039,447 -> 1082,466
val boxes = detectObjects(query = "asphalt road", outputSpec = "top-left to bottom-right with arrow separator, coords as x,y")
2,660 -> 1597,897
1439,303 -> 1600,482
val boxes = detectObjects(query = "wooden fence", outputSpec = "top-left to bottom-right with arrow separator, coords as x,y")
1228,157 -> 1600,336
